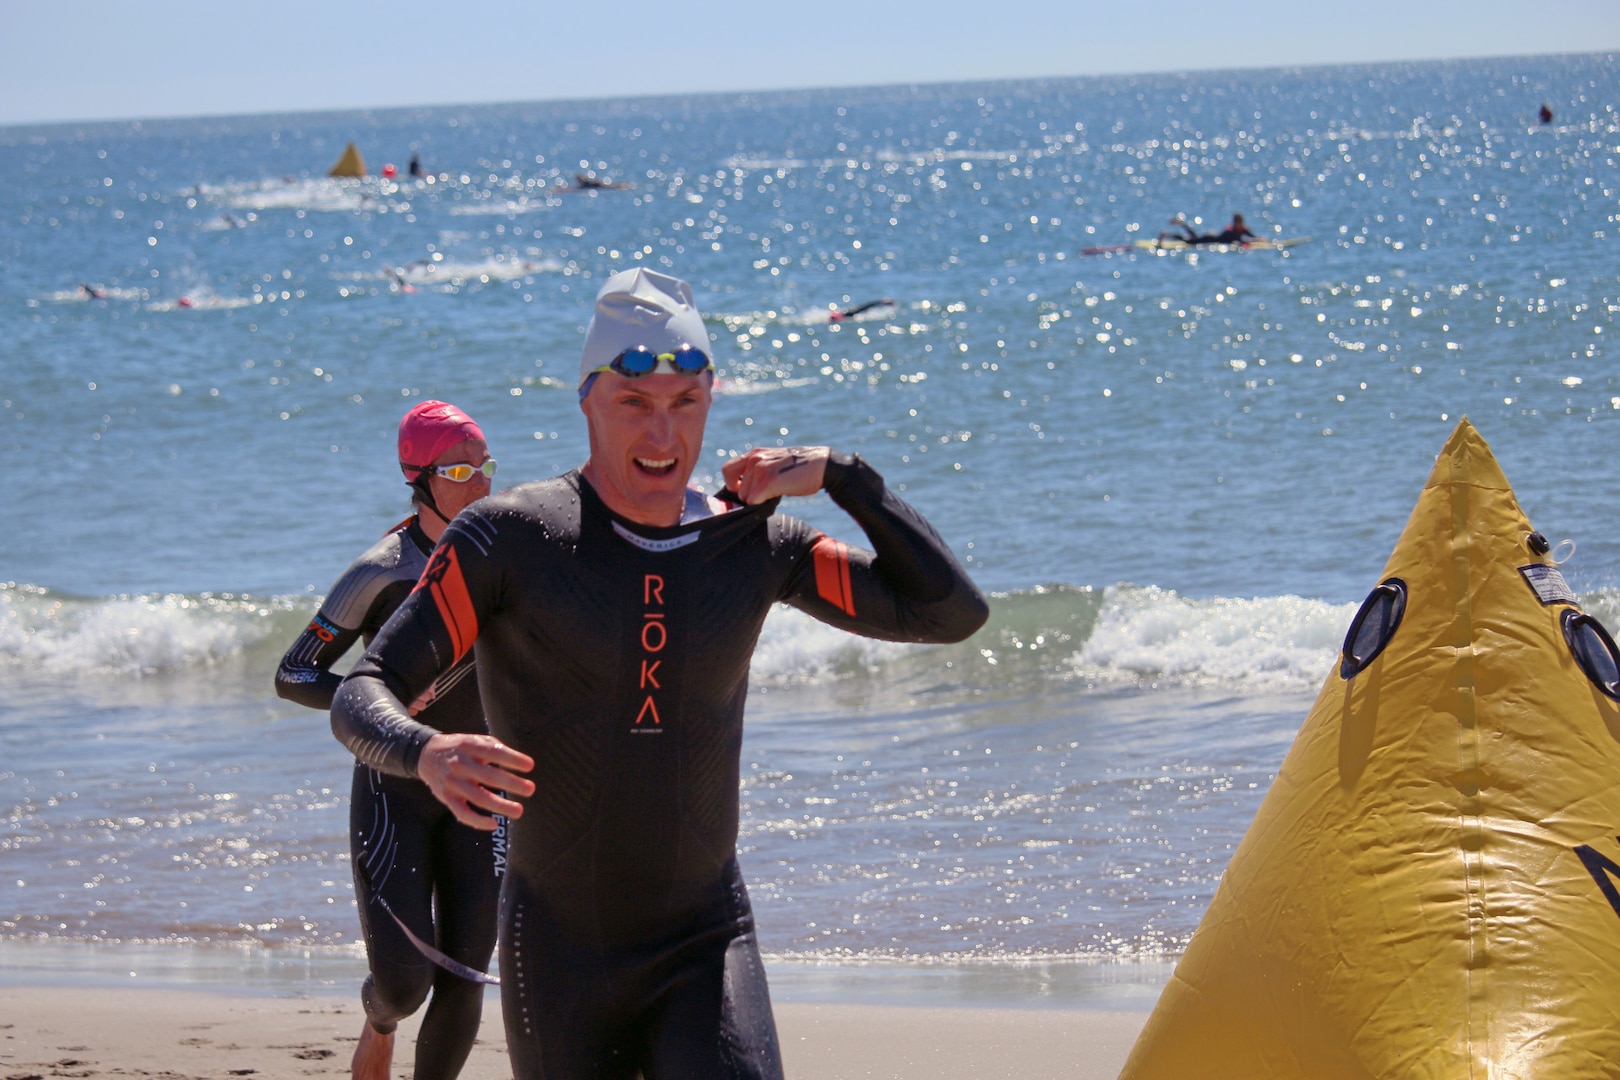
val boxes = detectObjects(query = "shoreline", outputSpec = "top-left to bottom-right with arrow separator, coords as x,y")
0,941 -> 1161,1075
0,985 -> 1150,1080
0,938 -> 1170,1011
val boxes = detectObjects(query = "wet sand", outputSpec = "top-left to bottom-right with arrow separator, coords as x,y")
0,986 -> 1147,1079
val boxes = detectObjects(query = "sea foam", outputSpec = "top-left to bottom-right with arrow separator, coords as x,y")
0,584 -> 289,676
8,579 -> 1616,697
1074,586 -> 1355,690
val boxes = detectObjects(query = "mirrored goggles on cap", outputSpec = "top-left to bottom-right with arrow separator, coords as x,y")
593,344 -> 713,379
415,459 -> 498,483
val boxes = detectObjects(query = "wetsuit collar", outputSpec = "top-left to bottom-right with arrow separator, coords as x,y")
403,515 -> 435,556
572,468 -> 777,543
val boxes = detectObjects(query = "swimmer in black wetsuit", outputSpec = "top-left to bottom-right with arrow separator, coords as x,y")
559,171 -> 631,192
1158,213 -> 1259,246
330,268 -> 989,1079
276,400 -> 502,1080
829,297 -> 896,322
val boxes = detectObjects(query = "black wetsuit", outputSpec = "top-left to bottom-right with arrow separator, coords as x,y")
330,454 -> 988,1080
276,516 -> 500,1080
831,298 -> 896,321
1176,223 -> 1257,245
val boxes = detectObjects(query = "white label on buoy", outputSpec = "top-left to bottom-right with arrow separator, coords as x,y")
1519,563 -> 1577,606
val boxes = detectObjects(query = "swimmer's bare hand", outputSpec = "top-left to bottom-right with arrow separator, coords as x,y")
417,733 -> 536,831
723,446 -> 829,504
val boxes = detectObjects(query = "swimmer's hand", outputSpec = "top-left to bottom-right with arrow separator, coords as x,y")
722,446 -> 829,504
406,682 -> 437,716
417,733 -> 536,830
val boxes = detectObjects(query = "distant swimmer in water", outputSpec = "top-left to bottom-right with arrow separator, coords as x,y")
386,266 -> 418,294
1158,213 -> 1258,246
1539,103 -> 1554,125
829,298 -> 897,322
409,153 -> 424,178
563,171 -> 632,192
79,283 -> 105,300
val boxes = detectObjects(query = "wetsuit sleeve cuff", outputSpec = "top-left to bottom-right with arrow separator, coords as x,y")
331,675 -> 441,780
821,450 -> 883,505
401,730 -> 431,777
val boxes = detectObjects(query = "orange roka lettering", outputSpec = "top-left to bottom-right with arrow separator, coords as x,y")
635,575 -> 665,728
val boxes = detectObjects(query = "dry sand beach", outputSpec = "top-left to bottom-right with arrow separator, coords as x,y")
0,987 -> 1147,1079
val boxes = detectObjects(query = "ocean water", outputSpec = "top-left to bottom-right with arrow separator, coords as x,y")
3,53 -> 1619,1000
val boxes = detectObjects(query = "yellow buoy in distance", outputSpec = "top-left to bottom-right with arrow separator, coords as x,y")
328,142 -> 366,178
1121,418 -> 1620,1078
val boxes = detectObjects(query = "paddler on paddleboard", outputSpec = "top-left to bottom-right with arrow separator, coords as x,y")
1157,212 -> 1258,246
276,401 -> 503,1080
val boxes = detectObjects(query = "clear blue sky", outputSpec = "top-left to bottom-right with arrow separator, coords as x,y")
2,0 -> 1616,126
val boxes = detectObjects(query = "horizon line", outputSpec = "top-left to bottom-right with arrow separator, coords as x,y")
1,47 -> 1607,134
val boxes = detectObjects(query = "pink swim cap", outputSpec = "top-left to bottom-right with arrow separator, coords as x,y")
398,400 -> 484,481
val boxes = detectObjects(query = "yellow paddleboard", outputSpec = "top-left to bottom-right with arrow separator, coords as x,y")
1121,418 -> 1620,1078
1133,236 -> 1308,252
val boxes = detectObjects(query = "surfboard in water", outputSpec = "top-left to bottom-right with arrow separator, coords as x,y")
1133,236 -> 1309,253
1121,418 -> 1620,1077
328,142 -> 366,178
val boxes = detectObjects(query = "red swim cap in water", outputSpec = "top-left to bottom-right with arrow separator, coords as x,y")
398,400 -> 484,480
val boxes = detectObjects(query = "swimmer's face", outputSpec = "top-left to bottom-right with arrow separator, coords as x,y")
426,436 -> 493,520
581,371 -> 713,526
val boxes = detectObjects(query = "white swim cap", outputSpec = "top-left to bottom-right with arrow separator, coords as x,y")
578,268 -> 711,388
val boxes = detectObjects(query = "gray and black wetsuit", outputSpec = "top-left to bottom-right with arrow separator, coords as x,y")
276,516 -> 499,1080
330,454 -> 989,1080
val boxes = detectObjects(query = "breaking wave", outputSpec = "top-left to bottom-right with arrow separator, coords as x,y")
10,580 -> 1612,695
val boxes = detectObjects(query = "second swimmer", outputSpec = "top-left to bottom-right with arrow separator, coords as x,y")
275,400 -> 502,1080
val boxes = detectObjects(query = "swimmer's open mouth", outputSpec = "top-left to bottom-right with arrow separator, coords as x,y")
634,457 -> 677,477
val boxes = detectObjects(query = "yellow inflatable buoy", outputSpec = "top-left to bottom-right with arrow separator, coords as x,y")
328,142 -> 366,178
1121,418 -> 1620,1078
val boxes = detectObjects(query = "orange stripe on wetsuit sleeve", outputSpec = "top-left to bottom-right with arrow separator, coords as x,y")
811,535 -> 857,618
413,544 -> 479,662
